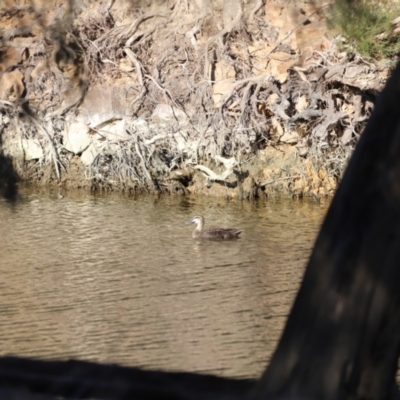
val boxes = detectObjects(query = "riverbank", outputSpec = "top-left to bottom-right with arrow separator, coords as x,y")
0,0 -> 389,199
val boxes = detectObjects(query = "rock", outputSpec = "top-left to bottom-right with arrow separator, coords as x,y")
341,127 -> 354,145
0,69 -> 25,101
296,139 -> 309,157
297,146 -> 309,157
132,118 -> 148,130
212,79 -> 235,107
79,85 -> 132,128
81,143 -> 100,166
63,121 -> 91,155
271,117 -> 284,137
280,131 -> 300,144
151,104 -> 187,122
22,139 -> 43,160
295,95 -> 309,113
266,56 -> 297,84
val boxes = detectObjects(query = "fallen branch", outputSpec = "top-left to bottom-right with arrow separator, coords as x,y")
194,156 -> 237,182
96,13 -> 166,45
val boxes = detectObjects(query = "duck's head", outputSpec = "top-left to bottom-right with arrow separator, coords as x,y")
186,215 -> 204,226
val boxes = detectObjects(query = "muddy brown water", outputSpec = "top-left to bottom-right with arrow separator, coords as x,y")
0,188 -> 327,379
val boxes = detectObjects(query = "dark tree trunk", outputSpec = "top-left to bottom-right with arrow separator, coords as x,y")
254,62 -> 400,400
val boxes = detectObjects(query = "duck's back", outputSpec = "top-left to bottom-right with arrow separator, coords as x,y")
202,226 -> 242,239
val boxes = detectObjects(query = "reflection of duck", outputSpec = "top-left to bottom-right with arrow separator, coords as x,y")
187,215 -> 243,239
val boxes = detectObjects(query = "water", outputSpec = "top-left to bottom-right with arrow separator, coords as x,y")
0,188 -> 327,379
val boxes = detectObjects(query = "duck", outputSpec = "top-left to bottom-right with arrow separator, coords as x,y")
187,215 -> 243,239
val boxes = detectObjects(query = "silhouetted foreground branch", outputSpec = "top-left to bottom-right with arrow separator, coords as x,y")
0,357 -> 254,400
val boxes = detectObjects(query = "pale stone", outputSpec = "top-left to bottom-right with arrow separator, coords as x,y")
212,79 -> 235,107
295,95 -> 309,113
79,85 -> 132,127
174,131 -> 195,153
280,131 -> 300,144
119,57 -> 134,72
22,139 -> 43,160
266,58 -> 297,84
214,61 -> 236,81
212,60 -> 237,107
267,93 -> 279,106
132,118 -> 148,129
81,143 -> 100,166
174,132 -> 186,153
271,117 -> 283,136
341,127 -> 354,145
296,140 -> 309,157
64,121 -> 92,155
151,104 -> 187,122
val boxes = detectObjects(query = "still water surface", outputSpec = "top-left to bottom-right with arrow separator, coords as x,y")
0,188 -> 327,379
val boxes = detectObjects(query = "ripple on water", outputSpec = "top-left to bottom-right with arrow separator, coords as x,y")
0,189 -> 327,378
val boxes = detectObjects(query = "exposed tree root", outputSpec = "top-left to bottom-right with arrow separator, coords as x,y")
0,0 -> 388,196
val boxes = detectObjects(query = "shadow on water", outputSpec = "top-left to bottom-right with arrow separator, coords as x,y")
0,151 -> 18,203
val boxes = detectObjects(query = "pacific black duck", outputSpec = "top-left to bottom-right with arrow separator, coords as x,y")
187,215 -> 243,239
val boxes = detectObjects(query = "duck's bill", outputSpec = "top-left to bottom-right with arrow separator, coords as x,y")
186,219 -> 195,225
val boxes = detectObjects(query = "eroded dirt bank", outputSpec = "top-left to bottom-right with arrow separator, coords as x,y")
0,0 -> 389,199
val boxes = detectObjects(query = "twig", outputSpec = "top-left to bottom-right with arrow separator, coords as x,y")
259,175 -> 301,187
26,115 -> 61,181
249,0 -> 264,22
204,6 -> 243,79
144,74 -> 180,109
220,75 -> 270,111
144,133 -> 173,146
134,140 -> 153,189
124,48 -> 146,107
